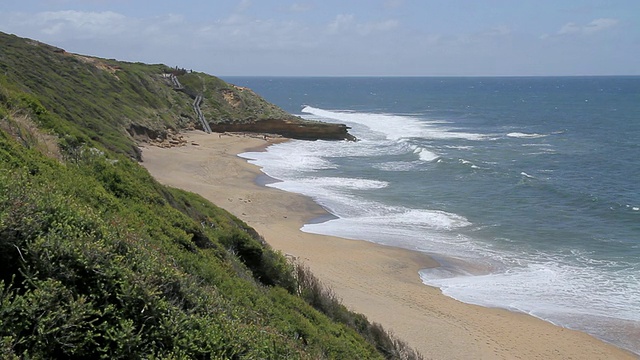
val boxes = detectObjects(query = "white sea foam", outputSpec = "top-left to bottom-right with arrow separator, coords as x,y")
521,143 -> 553,147
245,140 -> 474,245
507,132 -> 548,139
302,106 -> 487,141
301,207 -> 476,257
240,147 -> 335,174
421,257 -> 640,351
458,159 -> 475,167
411,145 -> 440,162
443,145 -> 475,150
265,172 -> 471,233
291,176 -> 388,190
422,263 -> 640,319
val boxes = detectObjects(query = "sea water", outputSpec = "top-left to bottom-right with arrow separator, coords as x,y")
223,76 -> 640,354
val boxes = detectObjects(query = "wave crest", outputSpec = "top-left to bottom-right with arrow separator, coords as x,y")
302,106 -> 487,141
507,132 -> 548,139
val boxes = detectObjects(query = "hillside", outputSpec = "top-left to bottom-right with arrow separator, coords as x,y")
0,32 -> 419,359
0,32 -> 354,161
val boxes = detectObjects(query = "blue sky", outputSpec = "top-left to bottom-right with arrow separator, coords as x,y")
1,0 -> 638,76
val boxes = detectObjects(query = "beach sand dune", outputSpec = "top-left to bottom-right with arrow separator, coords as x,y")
141,131 -> 636,360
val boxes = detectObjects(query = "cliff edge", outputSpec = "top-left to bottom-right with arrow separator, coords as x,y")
0,32 -> 354,161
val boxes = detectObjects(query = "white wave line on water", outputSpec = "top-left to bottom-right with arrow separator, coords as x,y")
298,176 -> 389,190
507,132 -> 548,139
302,106 -> 488,141
411,145 -> 439,162
421,259 -> 640,321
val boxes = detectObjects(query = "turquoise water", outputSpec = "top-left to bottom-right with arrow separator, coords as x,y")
224,76 -> 640,354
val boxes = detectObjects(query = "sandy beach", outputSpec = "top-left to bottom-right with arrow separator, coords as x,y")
141,130 -> 636,360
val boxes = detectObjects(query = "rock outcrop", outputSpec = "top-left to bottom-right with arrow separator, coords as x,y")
208,118 -> 356,141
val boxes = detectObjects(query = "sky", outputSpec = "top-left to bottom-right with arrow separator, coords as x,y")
1,0 -> 638,76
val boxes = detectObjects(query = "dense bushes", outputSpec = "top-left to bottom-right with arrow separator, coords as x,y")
0,170 -> 301,358
0,146 -> 360,358
0,130 -> 425,358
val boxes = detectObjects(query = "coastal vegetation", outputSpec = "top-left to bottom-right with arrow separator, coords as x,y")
0,31 -> 420,359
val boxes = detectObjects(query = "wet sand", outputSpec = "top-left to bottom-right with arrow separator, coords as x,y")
141,131 -> 636,360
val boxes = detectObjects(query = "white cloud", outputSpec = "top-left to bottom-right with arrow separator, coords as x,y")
558,22 -> 580,35
36,10 -> 129,37
0,9 -> 194,63
195,14 -> 315,53
583,18 -> 619,33
557,18 -> 619,36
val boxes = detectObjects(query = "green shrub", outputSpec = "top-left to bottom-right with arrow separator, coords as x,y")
0,136 -> 400,359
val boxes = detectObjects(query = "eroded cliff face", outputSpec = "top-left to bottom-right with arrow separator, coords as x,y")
164,73 -> 357,142
208,118 -> 356,141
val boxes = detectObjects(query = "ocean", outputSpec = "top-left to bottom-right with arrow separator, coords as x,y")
223,76 -> 640,354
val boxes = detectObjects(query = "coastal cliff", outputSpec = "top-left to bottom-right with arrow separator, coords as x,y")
0,31 -> 418,359
0,32 -> 353,161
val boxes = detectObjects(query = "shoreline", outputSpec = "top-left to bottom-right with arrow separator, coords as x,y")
141,130 -> 636,359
